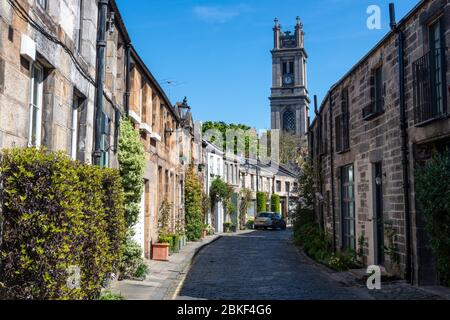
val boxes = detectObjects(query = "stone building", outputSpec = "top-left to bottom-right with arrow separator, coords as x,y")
202,137 -> 299,232
0,0 -> 199,261
0,0 -> 98,162
270,17 -> 310,137
309,0 -> 449,285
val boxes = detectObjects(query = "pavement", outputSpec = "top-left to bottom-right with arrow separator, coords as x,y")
109,230 -> 253,300
110,228 -> 450,300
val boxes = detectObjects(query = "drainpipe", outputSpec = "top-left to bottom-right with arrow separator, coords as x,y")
329,92 -> 337,253
124,43 -> 131,117
390,3 -> 412,284
93,0 -> 109,166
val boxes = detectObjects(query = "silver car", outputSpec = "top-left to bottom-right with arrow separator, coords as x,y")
254,212 -> 287,230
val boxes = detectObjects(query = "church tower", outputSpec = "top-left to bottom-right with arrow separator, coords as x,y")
270,17 -> 309,136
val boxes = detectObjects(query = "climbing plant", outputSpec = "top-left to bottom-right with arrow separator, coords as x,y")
416,151 -> 450,287
118,116 -> 146,228
117,117 -> 147,280
239,188 -> 253,230
210,177 -> 234,222
184,165 -> 203,241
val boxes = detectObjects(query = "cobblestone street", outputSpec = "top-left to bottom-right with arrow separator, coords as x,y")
177,229 -> 447,300
178,229 -> 368,300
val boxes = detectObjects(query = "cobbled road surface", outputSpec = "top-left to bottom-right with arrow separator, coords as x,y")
177,229 -> 368,300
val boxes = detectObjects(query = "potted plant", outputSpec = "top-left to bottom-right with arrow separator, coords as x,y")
152,234 -> 171,261
202,224 -> 209,238
153,199 -> 173,260
223,222 -> 233,233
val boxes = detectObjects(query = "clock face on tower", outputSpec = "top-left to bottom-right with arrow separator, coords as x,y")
283,74 -> 293,85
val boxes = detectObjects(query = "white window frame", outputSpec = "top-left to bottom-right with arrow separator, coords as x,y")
28,63 -> 44,147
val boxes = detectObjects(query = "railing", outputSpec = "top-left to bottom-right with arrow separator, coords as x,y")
413,47 -> 447,125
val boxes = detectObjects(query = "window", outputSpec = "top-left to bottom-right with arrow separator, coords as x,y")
71,90 -> 86,161
341,165 -> 356,250
75,0 -> 84,53
429,19 -> 445,116
251,174 -> 255,191
28,63 -> 44,147
37,0 -> 48,10
276,180 -> 282,192
285,182 -> 291,193
363,66 -> 384,120
413,17 -> 447,124
335,88 -> 350,153
283,109 -> 296,133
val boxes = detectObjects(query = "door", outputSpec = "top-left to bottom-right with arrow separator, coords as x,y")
374,162 -> 385,265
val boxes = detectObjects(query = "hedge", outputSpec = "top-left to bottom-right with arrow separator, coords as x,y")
256,192 -> 267,213
0,148 -> 126,300
270,194 -> 281,214
416,151 -> 450,287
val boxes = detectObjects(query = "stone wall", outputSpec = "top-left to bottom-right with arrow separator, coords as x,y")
309,0 -> 449,285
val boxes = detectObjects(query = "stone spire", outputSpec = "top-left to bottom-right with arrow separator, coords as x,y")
273,18 -> 281,49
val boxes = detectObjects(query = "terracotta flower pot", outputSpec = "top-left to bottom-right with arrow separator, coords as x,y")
152,243 -> 170,261
203,229 -> 208,238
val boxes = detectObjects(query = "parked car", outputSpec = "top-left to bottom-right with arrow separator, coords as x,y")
254,212 -> 287,230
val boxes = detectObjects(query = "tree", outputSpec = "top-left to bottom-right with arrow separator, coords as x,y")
202,121 -> 258,157
278,132 -> 303,165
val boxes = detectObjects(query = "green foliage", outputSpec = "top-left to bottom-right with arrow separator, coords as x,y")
97,291 -> 125,300
158,199 -> 173,236
119,236 -> 147,280
210,177 -> 234,221
202,121 -> 257,156
416,151 -> 450,287
0,148 -> 126,300
185,165 -> 204,241
279,132 -> 304,165
271,194 -> 281,214
223,222 -> 235,233
256,192 -> 267,213
239,189 -> 252,230
298,160 -> 316,210
118,117 -> 146,228
293,220 -> 359,271
158,235 -> 173,244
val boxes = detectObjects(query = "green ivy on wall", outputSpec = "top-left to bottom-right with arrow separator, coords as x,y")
185,165 -> 203,241
118,117 -> 146,228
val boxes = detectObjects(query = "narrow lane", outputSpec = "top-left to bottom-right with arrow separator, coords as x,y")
178,229 -> 367,300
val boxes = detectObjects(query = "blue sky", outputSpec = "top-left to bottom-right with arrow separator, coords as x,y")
116,0 -> 418,130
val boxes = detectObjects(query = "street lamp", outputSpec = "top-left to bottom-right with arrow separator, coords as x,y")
178,97 -> 191,119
